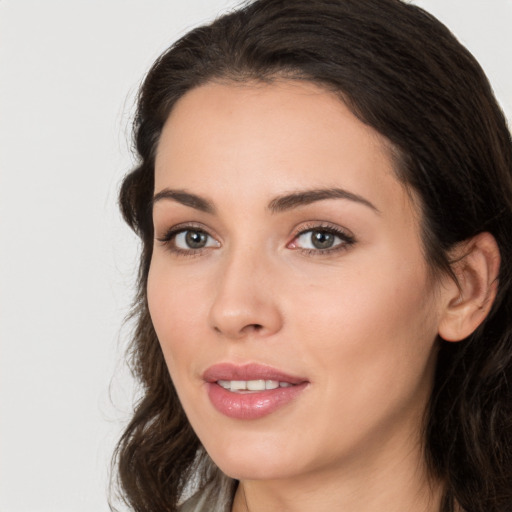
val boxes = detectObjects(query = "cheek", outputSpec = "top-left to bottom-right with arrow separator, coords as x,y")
286,264 -> 439,454
293,257 -> 439,391
147,261 -> 208,373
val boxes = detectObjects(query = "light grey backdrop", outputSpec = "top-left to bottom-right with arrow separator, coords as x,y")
1,1 -> 510,511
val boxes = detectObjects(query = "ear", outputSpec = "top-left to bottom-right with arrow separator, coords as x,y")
438,232 -> 500,342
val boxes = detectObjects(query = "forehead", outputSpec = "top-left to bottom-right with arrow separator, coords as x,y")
154,80 -> 411,218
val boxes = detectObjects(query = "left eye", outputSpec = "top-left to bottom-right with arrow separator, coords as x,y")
292,229 -> 350,250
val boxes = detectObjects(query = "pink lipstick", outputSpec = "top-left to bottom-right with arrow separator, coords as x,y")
203,363 -> 308,420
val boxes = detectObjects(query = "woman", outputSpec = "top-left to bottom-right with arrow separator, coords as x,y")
114,0 -> 512,511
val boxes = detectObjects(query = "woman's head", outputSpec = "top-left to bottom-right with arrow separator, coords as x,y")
116,1 -> 512,510
150,78 -> 454,483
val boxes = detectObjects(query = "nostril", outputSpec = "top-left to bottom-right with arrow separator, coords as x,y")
212,321 -> 267,339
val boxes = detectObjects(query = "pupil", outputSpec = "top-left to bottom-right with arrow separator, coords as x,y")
312,231 -> 334,249
185,230 -> 207,248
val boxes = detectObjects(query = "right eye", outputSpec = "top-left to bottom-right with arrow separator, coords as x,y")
157,226 -> 220,254
175,229 -> 217,249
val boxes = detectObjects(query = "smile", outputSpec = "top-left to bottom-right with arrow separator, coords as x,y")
217,379 -> 295,392
203,363 -> 308,419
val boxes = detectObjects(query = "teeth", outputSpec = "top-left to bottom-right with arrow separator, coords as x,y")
217,379 -> 294,392
247,379 -> 266,391
265,380 -> 279,390
230,380 -> 247,391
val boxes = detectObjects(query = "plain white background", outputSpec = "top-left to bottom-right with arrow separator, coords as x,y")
0,1 -> 510,511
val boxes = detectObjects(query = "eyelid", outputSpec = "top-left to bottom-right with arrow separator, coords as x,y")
290,221 -> 355,239
156,222 -> 221,255
156,221 -> 208,241
287,221 -> 356,253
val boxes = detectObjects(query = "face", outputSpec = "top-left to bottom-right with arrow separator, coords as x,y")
148,80 -> 446,482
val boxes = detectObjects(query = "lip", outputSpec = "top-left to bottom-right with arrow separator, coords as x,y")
203,362 -> 306,384
203,363 -> 309,420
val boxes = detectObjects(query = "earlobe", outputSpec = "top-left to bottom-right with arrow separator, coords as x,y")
438,232 -> 500,342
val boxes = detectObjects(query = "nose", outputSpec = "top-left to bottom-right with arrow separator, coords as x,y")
208,249 -> 283,340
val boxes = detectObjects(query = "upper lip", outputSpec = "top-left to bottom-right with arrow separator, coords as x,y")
203,363 -> 307,384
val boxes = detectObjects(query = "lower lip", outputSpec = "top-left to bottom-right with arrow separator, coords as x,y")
206,382 -> 307,420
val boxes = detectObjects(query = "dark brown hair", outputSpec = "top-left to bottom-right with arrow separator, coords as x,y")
113,1 -> 512,511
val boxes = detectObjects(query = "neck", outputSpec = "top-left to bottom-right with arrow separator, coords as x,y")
232,440 -> 443,512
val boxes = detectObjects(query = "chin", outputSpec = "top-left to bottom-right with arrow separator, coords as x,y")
216,458 -> 294,482
204,436 -> 300,481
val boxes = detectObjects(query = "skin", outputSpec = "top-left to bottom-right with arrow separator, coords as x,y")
148,80 -> 453,511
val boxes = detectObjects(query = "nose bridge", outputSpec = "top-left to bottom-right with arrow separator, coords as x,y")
208,240 -> 282,339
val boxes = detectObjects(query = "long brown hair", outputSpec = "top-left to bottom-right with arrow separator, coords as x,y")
113,1 -> 512,511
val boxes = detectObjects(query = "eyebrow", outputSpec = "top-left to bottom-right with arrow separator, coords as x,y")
268,188 -> 380,214
152,188 -> 215,214
152,187 -> 379,215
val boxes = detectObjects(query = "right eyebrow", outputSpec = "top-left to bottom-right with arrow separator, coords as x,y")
152,188 -> 215,214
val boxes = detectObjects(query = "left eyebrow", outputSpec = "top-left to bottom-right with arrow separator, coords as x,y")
268,188 -> 380,214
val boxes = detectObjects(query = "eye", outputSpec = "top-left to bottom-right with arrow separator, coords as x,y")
174,230 -> 216,249
157,226 -> 220,254
288,226 -> 355,253
298,230 -> 338,250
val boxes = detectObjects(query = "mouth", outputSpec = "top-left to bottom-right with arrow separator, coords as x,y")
217,379 -> 295,392
203,363 -> 308,419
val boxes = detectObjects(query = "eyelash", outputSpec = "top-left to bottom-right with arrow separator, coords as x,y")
289,223 -> 356,255
156,223 -> 356,257
156,223 -> 217,257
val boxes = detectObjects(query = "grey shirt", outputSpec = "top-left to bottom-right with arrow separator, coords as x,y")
179,477 -> 235,512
